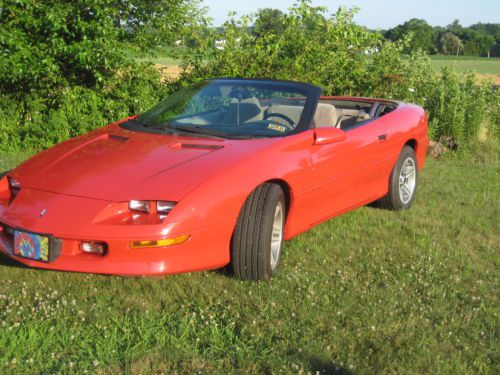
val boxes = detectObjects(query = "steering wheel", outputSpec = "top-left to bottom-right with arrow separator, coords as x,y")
263,112 -> 296,130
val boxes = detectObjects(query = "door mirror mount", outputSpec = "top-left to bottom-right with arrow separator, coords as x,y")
313,127 -> 346,145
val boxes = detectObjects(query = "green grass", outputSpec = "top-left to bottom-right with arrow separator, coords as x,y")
0,146 -> 499,374
429,55 -> 500,75
125,45 -> 181,67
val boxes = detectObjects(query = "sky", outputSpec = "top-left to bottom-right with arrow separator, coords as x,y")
202,0 -> 500,29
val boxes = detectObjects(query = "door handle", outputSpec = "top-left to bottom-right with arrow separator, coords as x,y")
378,134 -> 388,141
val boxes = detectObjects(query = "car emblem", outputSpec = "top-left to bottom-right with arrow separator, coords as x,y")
40,209 -> 47,218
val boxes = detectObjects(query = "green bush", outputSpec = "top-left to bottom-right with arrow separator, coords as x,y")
0,64 -> 165,152
0,0 -> 194,153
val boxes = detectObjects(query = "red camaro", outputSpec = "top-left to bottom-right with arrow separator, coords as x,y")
0,79 -> 429,280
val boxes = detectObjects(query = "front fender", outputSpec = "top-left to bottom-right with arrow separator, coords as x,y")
165,131 -> 316,241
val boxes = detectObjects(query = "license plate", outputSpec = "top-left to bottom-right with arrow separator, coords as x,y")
13,230 -> 50,262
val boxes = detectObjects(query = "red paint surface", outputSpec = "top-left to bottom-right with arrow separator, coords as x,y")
0,98 -> 429,276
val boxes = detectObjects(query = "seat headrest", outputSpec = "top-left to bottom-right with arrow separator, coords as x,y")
313,103 -> 338,128
225,97 -> 262,124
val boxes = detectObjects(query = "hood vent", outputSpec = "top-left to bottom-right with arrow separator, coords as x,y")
108,134 -> 129,142
170,142 -> 224,150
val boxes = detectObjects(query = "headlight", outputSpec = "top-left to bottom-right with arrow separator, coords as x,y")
157,201 -> 176,216
128,200 -> 177,219
129,200 -> 150,213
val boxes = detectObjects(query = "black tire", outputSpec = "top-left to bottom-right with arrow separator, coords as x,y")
230,183 -> 286,281
378,145 -> 419,210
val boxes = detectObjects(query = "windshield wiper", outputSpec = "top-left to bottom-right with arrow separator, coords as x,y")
128,119 -> 255,140
165,124 -> 257,139
165,124 -> 227,138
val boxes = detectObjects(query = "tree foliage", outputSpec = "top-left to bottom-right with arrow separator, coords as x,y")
183,2 -> 382,95
0,0 -> 204,97
253,8 -> 286,37
0,0 -> 204,150
384,19 -> 437,54
0,0 -> 497,152
0,0 -> 123,96
385,18 -> 498,56
116,0 -> 207,49
440,32 -> 464,55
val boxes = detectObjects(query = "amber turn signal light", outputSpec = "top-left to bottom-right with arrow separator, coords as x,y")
130,235 -> 190,249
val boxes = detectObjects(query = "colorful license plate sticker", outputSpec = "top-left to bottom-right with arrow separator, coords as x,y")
13,230 -> 50,262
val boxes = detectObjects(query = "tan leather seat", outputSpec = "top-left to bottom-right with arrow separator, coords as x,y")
224,97 -> 263,124
313,103 -> 338,128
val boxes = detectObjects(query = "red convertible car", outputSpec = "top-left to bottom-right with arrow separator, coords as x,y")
0,79 -> 429,280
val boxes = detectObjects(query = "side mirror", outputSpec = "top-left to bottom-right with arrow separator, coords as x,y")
314,127 -> 346,145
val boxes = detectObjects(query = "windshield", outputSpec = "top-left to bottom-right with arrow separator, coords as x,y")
132,79 -> 319,139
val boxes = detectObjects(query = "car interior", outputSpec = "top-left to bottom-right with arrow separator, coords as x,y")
172,85 -> 397,133
175,98 -> 396,129
262,98 -> 397,130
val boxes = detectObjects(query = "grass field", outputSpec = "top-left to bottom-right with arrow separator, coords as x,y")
126,45 -> 181,67
0,145 -> 499,374
429,55 -> 500,75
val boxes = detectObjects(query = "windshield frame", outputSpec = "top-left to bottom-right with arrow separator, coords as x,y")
121,78 -> 322,139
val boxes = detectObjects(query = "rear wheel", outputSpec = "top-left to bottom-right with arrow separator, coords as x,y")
378,145 -> 418,210
230,183 -> 285,281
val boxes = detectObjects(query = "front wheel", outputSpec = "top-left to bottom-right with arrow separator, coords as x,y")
378,145 -> 419,210
230,183 -> 285,281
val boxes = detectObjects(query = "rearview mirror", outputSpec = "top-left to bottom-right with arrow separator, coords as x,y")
314,127 -> 346,145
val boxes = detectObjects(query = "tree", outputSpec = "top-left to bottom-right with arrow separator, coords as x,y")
0,0 -> 205,97
462,31 -> 495,56
116,0 -> 207,48
384,19 -> 436,53
470,23 -> 500,43
440,32 -> 463,55
253,8 -> 286,36
447,19 -> 463,35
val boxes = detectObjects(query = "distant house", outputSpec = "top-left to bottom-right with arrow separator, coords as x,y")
215,39 -> 226,50
364,46 -> 380,55
214,38 -> 242,50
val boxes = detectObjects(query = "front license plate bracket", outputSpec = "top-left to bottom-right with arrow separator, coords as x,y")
13,230 -> 62,263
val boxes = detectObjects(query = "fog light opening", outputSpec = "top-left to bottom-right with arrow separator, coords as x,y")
80,241 -> 107,256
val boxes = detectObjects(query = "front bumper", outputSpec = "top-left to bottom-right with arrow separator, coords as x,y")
0,188 -> 233,276
0,219 -> 233,276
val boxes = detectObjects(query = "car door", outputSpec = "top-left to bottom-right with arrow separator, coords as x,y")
308,119 -> 391,224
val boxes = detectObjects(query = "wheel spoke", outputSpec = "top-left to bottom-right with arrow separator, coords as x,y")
401,184 -> 411,198
398,157 -> 417,204
270,202 -> 283,270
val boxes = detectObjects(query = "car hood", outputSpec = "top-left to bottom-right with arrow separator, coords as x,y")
12,124 -> 275,202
